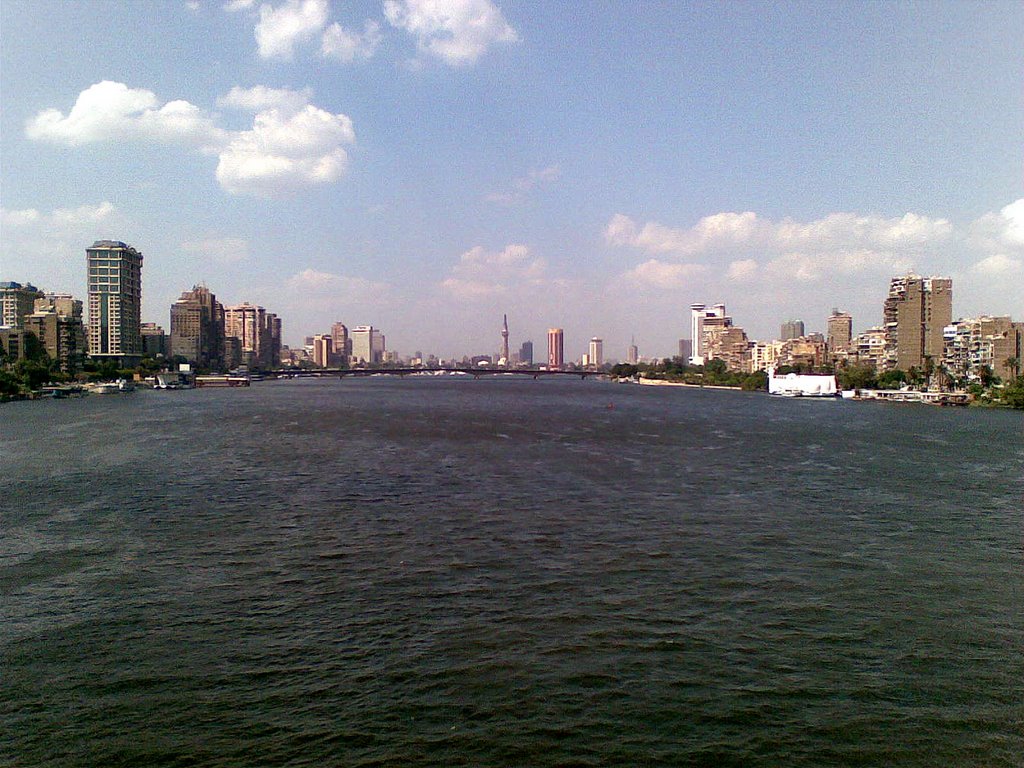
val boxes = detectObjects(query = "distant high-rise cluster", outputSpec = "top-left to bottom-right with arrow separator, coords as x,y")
681,273 -> 1020,386
2,239 -> 1020,389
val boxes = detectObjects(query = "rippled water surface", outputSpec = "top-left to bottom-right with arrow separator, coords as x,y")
2,378 -> 1022,766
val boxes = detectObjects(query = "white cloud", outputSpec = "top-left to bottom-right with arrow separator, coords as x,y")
485,164 -> 561,204
321,19 -> 382,62
217,85 -> 313,112
25,81 -> 224,149
726,259 -> 758,281
255,0 -> 329,59
224,0 -> 255,10
604,214 -> 638,247
620,259 -> 706,289
970,198 -> 1024,253
605,211 -> 762,255
440,277 -> 505,300
972,254 -> 1023,276
216,105 -> 355,196
185,1 -> 201,12
3,201 -> 118,231
0,208 -> 42,227
773,212 -> 952,251
384,0 -> 518,66
441,244 -> 548,299
26,82 -> 356,197
180,237 -> 250,265
607,208 -> 956,287
607,209 -> 953,260
285,268 -> 390,298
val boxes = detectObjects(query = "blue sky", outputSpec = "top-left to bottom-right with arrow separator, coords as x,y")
2,0 -> 1021,360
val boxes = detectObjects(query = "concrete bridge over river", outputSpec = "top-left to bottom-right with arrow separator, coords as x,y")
266,367 -> 606,381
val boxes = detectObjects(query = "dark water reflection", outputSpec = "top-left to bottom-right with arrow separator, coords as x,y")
2,378 -> 1022,766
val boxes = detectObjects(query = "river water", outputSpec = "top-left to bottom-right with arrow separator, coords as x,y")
1,378 -> 1021,766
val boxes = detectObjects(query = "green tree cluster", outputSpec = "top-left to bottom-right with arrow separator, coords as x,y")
610,356 -> 769,390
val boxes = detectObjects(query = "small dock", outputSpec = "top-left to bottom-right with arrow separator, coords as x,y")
851,389 -> 970,406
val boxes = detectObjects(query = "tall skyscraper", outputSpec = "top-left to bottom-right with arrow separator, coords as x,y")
86,240 -> 143,364
689,303 -> 730,365
588,337 -> 604,367
170,285 -> 224,369
780,320 -> 805,340
519,340 -> 533,366
678,338 -> 692,362
331,322 -> 349,365
265,313 -> 282,369
826,309 -> 852,354
312,334 -> 332,367
351,325 -> 383,364
224,302 -> 265,369
1,281 -> 44,327
500,314 -> 510,365
547,328 -> 564,368
628,337 -> 639,365
883,275 -> 952,371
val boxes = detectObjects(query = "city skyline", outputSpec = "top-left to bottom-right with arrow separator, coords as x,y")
1,1 -> 1022,357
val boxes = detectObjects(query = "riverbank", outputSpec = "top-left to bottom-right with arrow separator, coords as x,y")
632,378 -> 743,391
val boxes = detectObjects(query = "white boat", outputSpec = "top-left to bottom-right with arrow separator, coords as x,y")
767,369 -> 839,397
90,378 -> 136,395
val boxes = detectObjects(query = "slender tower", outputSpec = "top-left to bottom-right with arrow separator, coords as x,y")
500,314 -> 510,365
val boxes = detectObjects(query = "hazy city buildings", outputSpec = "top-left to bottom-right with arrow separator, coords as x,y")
170,285 -> 225,370
224,302 -> 263,369
351,325 -> 384,365
677,339 -> 691,362
1,281 -> 44,328
141,322 -> 168,358
0,328 -> 29,363
221,303 -> 281,370
312,334 -> 332,367
266,313 -> 282,369
86,240 -> 144,365
588,337 -> 604,367
519,340 -> 533,366
827,309 -> 853,357
704,325 -> 749,371
943,316 -> 1023,381
627,338 -> 639,365
883,275 -> 952,371
330,322 -> 349,366
20,294 -> 86,373
780,319 -> 805,341
852,327 -> 887,370
780,334 -> 827,370
547,328 -> 564,368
